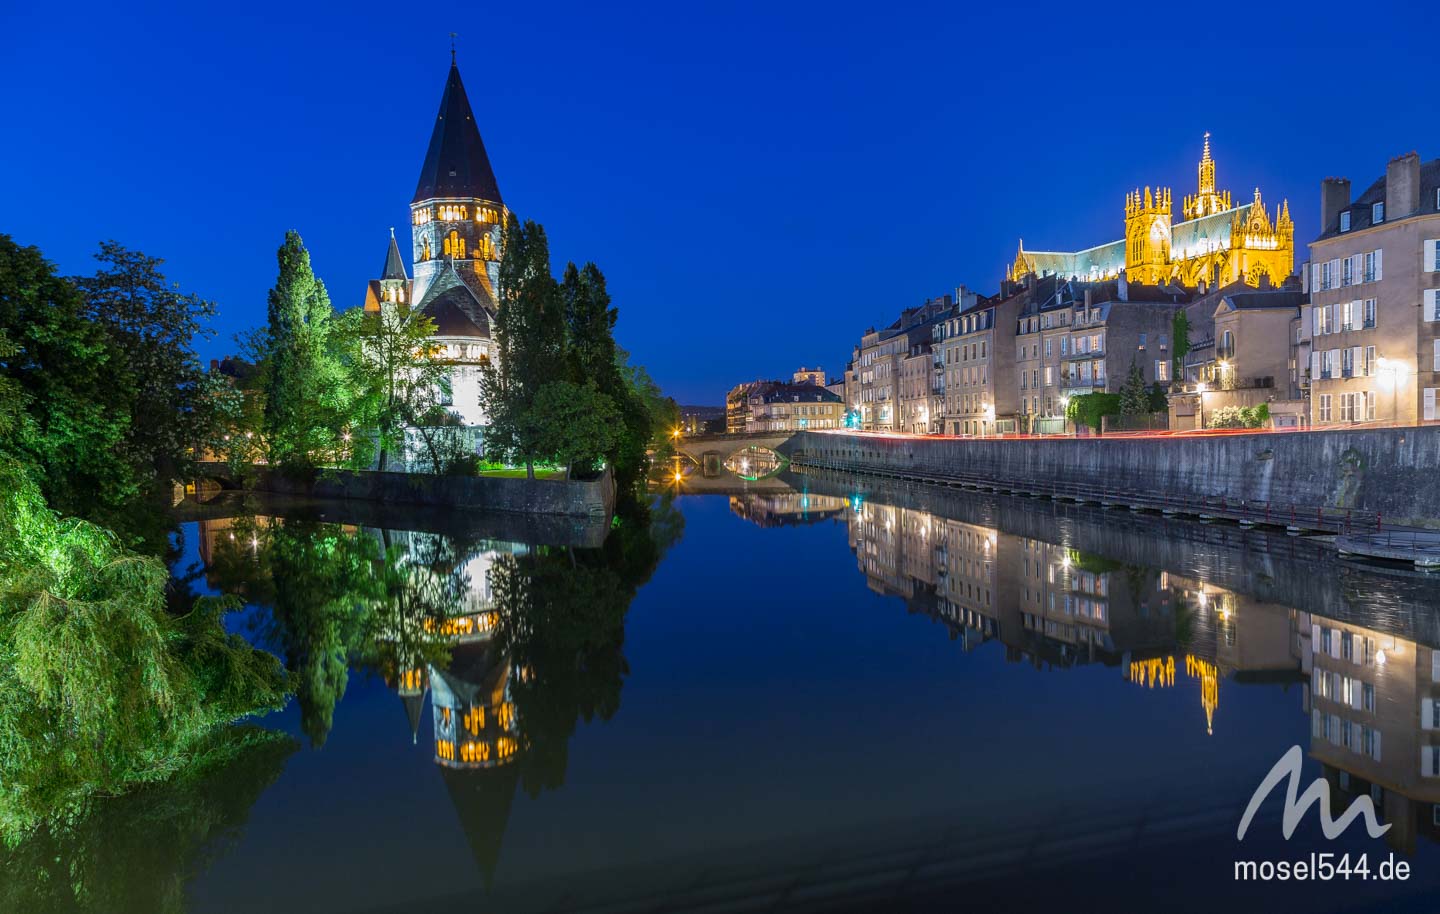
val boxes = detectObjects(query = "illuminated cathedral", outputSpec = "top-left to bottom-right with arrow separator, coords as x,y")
1008,135 -> 1294,288
362,52 -> 507,432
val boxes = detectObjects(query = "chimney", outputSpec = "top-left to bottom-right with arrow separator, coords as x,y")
1083,289 -> 1093,309
1117,270 -> 1129,302
1387,151 -> 1422,218
1321,177 -> 1351,234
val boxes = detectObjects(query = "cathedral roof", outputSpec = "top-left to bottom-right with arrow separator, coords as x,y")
416,260 -> 492,339
413,62 -> 504,206
381,229 -> 408,281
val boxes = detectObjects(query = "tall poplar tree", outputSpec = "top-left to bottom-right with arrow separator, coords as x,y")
259,232 -> 347,471
481,218 -> 564,478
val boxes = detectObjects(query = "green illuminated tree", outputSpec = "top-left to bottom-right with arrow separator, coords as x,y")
333,303 -> 449,471
524,380 -> 621,478
1171,309 -> 1191,385
1118,359 -> 1150,416
255,232 -> 350,471
0,460 -> 289,841
72,242 -> 218,482
480,218 -> 565,478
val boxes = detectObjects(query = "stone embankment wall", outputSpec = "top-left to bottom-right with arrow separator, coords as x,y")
209,465 -> 615,518
784,428 -> 1440,525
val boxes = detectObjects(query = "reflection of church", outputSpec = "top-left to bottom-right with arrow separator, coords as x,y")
359,52 -> 508,455
1009,136 -> 1294,288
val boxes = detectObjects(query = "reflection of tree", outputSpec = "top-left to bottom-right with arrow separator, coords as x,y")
492,495 -> 683,797
0,727 -> 297,914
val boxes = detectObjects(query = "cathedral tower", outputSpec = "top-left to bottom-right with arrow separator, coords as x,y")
409,56 -> 507,309
1124,185 -> 1172,284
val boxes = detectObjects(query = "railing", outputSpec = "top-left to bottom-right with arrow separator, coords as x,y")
787,455 -> 1384,536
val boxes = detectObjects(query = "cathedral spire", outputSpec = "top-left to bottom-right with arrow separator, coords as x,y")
412,58 -> 503,206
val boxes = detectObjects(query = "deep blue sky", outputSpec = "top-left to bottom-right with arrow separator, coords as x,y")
2,2 -> 1435,405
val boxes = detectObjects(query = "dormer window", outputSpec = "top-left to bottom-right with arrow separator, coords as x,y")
1373,201 -> 1385,223
1339,211 -> 1351,232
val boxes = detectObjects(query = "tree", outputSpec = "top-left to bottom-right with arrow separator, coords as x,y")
524,380 -> 622,478
1065,392 -> 1121,433
1171,309 -> 1191,384
1118,359 -> 1150,416
256,232 -> 349,471
0,235 -> 131,520
333,304 -> 449,472
0,459 -> 288,840
71,243 -> 217,482
481,218 -> 564,478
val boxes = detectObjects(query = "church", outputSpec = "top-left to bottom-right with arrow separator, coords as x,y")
362,53 -> 506,440
1008,136 -> 1294,289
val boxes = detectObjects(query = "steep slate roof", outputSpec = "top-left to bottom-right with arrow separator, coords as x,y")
412,63 -> 504,205
381,229 -> 408,280
1223,289 -> 1306,311
1316,158 -> 1440,240
416,260 -> 492,339
758,384 -> 843,405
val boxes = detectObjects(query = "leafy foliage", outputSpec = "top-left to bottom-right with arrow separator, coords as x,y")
1065,392 -> 1121,432
1118,359 -> 1151,416
72,242 -> 218,481
0,460 -> 289,841
1206,403 -> 1270,429
1171,309 -> 1191,383
0,235 -> 132,519
524,380 -> 622,478
255,232 -> 351,471
333,303 -> 450,471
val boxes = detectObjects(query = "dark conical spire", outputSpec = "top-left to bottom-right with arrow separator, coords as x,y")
382,227 -> 407,280
412,61 -> 503,205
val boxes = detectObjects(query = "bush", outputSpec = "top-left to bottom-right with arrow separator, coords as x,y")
1206,403 -> 1270,429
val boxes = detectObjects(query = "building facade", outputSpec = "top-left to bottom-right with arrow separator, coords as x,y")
1307,152 -> 1440,427
937,291 -> 1021,436
744,383 -> 844,432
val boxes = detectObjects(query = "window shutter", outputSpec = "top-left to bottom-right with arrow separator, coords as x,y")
1425,747 -> 1437,777
1425,698 -> 1435,729
1427,290 -> 1440,322
1310,352 -> 1321,380
1352,682 -> 1363,710
1353,347 -> 1364,374
1426,388 -> 1437,421
1312,305 -> 1322,334
1373,249 -> 1382,280
1432,650 -> 1440,680
1433,340 -> 1440,372
1313,262 -> 1323,289
1425,240 -> 1439,272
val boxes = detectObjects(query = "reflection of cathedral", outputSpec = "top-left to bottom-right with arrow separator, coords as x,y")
1008,135 -> 1294,288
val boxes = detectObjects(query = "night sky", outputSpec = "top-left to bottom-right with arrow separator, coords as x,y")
3,2 -> 1435,405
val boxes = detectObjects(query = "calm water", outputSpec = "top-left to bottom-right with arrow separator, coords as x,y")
12,473 -> 1440,912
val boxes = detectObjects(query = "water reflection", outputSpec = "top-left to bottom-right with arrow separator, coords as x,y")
733,476 -> 1440,857
192,497 -> 680,884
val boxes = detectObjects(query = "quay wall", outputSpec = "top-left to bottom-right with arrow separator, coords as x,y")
783,427 -> 1440,525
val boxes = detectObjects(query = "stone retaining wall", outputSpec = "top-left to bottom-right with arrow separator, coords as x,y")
784,427 -> 1440,525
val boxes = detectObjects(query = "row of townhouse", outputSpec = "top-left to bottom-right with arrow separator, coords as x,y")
838,146 -> 1440,434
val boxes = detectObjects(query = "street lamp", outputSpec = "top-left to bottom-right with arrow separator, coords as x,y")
1059,395 -> 1070,437
984,403 -> 995,438
1195,381 -> 1207,429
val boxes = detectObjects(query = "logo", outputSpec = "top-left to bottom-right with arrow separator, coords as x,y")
1237,745 -> 1390,841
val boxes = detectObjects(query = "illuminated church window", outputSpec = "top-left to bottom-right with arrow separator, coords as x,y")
443,230 -> 466,258
477,206 -> 499,224
479,233 -> 494,260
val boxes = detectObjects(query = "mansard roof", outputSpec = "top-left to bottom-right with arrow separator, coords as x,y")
412,62 -> 504,205
381,230 -> 408,280
1315,158 -> 1440,240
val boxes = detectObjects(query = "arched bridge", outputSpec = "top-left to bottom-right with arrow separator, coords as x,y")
666,432 -> 798,492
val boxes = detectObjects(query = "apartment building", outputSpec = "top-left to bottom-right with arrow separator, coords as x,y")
937,290 -> 1021,436
1308,152 -> 1440,427
744,383 -> 844,432
1057,277 -> 1187,405
852,295 -> 953,431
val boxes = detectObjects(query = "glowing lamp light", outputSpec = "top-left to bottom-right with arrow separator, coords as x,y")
1376,649 -> 1387,666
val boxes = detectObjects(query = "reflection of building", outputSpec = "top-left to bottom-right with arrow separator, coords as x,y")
729,492 -> 848,528
1008,136 -> 1293,289
1297,612 -> 1440,854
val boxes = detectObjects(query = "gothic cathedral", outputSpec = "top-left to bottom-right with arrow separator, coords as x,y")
362,54 -> 507,432
1009,135 -> 1294,289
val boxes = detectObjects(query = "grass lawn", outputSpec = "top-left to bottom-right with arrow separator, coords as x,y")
478,467 -> 569,480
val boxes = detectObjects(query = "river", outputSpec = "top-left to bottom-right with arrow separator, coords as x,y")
7,472 -> 1440,913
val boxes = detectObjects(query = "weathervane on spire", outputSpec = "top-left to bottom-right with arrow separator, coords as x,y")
450,32 -> 458,63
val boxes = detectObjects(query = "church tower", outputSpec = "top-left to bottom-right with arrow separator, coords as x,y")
409,55 -> 507,309
1124,185 -> 1172,284
1183,132 -> 1232,219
